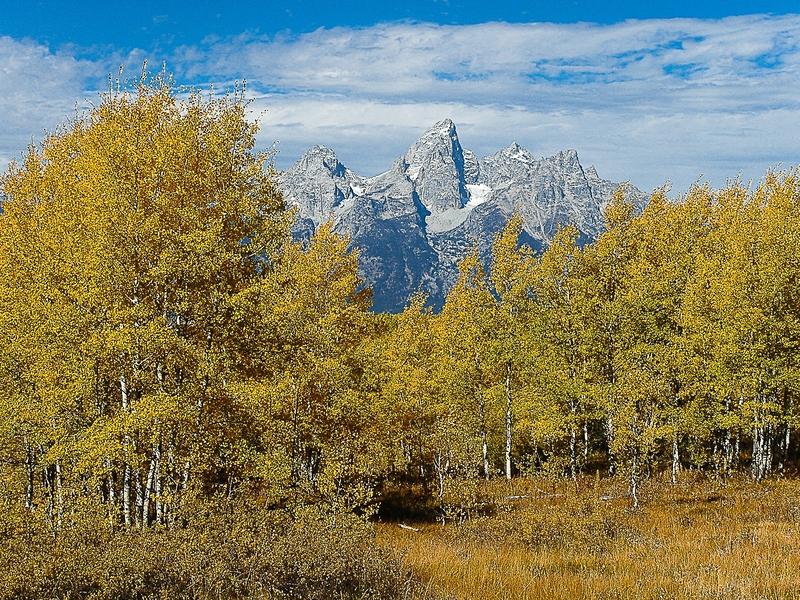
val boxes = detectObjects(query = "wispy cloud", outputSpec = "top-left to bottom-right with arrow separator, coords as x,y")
2,15 -> 800,191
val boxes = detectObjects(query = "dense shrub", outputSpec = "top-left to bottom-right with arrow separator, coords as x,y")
0,502 -> 419,599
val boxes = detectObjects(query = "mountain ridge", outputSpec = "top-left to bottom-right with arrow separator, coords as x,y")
279,120 -> 646,312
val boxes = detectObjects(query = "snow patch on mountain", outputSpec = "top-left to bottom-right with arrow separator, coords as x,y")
465,183 -> 492,208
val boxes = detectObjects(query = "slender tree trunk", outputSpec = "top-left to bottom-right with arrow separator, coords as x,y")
143,444 -> 157,527
135,468 -> 144,528
764,423 -> 773,478
24,440 -> 34,510
630,450 -> 640,509
735,395 -> 744,472
433,450 -> 449,524
568,400 -> 577,480
781,426 -> 791,471
54,461 -> 64,530
569,426 -> 577,481
605,417 -> 616,476
481,432 -> 490,480
504,362 -> 513,480
105,458 -> 117,525
181,461 -> 191,493
122,466 -> 131,527
752,425 -> 763,482
671,435 -> 680,485
479,394 -> 490,480
722,398 -> 732,476
42,465 -> 54,526
583,420 -> 589,466
165,440 -> 176,527
154,442 -> 163,525
121,373 -> 132,527
723,427 -> 732,475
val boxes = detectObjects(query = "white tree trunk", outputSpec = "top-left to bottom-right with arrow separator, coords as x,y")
143,444 -> 157,527
671,435 -> 680,485
630,450 -> 640,509
569,426 -> 577,481
154,443 -> 163,525
54,461 -> 64,530
752,425 -> 763,482
583,421 -> 589,465
723,428 -> 732,475
24,440 -> 34,510
504,363 -> 513,480
479,394 -> 489,480
605,417 -> 616,476
782,426 -> 791,471
121,373 -> 132,527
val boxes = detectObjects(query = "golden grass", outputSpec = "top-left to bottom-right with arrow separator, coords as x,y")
378,476 -> 800,599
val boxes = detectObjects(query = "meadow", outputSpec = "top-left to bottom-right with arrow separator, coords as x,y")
379,475 -> 800,600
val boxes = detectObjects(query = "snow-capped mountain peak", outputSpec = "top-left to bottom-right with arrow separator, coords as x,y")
281,120 -> 644,311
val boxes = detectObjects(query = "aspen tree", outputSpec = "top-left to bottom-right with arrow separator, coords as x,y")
584,191 -> 645,504
527,224 -> 595,479
439,250 -> 497,479
230,224 -> 384,511
490,216 -> 535,480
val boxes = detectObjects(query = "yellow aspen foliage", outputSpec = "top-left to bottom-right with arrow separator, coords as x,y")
0,74 -> 290,528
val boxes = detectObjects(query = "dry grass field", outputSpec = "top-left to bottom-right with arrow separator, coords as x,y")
378,476 -> 800,599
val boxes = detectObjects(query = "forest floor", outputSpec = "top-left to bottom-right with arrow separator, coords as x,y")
377,475 -> 800,599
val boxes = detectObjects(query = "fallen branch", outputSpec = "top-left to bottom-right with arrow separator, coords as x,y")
398,523 -> 421,532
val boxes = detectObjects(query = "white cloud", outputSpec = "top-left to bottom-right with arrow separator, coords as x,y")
2,15 -> 800,191
182,15 -> 800,191
252,95 -> 800,192
0,36 -> 102,169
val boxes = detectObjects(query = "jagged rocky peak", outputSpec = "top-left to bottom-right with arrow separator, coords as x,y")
280,145 -> 363,227
479,142 -> 537,183
294,144 -> 347,177
462,149 -> 480,184
359,159 -> 419,220
549,148 -> 582,170
501,142 -> 535,162
402,118 -> 470,213
278,118 -> 645,312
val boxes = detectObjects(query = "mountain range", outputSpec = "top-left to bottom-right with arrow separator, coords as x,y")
278,119 -> 645,312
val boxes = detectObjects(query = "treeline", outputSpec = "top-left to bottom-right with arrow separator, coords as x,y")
1,78 -> 800,596
380,175 -> 800,511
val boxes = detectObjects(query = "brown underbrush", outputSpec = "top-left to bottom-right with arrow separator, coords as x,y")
0,501 -> 423,600
378,475 -> 800,599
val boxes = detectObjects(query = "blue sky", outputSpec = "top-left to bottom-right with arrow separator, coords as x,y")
6,1 -> 797,47
2,2 -> 800,191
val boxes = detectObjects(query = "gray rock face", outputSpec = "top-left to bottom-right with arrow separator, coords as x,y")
403,118 -> 469,214
279,121 -> 645,312
278,145 -> 365,234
